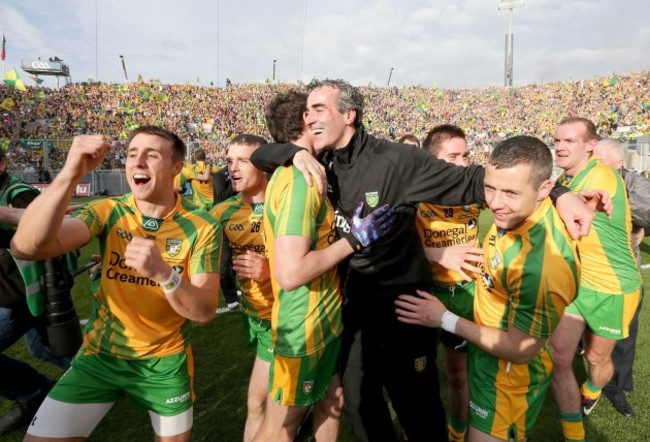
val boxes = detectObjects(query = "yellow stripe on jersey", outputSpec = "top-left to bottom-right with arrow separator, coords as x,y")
211,194 -> 273,320
74,194 -> 221,359
557,158 -> 641,295
416,202 -> 482,284
190,161 -> 216,208
264,166 -> 342,357
474,198 -> 580,338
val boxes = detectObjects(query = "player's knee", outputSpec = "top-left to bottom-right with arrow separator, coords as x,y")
247,392 -> 267,415
584,347 -> 612,367
446,369 -> 468,391
319,385 -> 344,417
549,341 -> 574,369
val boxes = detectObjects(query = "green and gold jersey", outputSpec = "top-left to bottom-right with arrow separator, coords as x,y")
264,166 -> 342,357
557,158 -> 641,295
211,194 -> 273,320
173,162 -> 196,191
73,194 -> 221,360
474,198 -> 580,339
189,161 -> 219,209
415,202 -> 482,285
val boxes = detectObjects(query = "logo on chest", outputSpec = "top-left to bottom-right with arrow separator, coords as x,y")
489,251 -> 502,270
166,239 -> 183,257
365,191 -> 379,208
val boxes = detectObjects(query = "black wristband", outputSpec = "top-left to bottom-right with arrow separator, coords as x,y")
550,184 -> 571,202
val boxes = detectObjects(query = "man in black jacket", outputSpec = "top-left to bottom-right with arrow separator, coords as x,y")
252,79 -> 605,441
0,150 -> 70,436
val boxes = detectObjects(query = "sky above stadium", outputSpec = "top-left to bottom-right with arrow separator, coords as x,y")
1,0 -> 649,89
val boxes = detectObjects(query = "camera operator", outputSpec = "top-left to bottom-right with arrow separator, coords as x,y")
0,149 -> 71,435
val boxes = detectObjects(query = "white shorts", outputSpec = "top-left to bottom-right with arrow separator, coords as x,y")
26,397 -> 193,438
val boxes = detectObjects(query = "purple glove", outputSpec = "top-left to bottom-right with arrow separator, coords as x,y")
348,201 -> 397,251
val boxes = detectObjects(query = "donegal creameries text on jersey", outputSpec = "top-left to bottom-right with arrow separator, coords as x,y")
211,194 -> 273,320
74,194 -> 221,359
416,202 -> 481,285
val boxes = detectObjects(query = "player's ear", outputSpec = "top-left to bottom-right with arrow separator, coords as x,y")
171,160 -> 183,176
538,179 -> 553,201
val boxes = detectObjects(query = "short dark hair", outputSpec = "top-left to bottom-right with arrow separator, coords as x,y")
227,134 -> 268,151
398,134 -> 420,148
422,124 -> 466,156
193,148 -> 206,161
489,135 -> 552,189
558,117 -> 600,142
127,125 -> 186,161
307,79 -> 364,128
265,91 -> 308,143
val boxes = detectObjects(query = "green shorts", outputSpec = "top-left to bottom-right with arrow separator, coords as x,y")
50,350 -> 194,416
564,287 -> 641,340
468,344 -> 553,441
243,314 -> 274,363
269,336 -> 341,407
433,280 -> 475,351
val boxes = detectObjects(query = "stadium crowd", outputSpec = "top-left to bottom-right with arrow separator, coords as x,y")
2,70 -> 650,171
1,72 -> 649,442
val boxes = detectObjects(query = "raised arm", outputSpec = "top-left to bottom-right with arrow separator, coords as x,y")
11,135 -> 109,259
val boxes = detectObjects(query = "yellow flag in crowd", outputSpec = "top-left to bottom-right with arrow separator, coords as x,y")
3,68 -> 27,91
0,97 -> 15,110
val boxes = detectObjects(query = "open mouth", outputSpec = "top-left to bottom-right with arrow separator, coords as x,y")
133,173 -> 151,185
312,128 -> 324,136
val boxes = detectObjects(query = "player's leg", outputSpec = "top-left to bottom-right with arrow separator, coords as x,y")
149,408 -> 193,442
243,316 -> 273,442
24,353 -> 120,440
128,351 -> 195,441
313,374 -> 344,441
244,356 -> 271,442
24,398 -> 114,442
549,312 -> 586,441
253,395 -> 308,442
443,340 -> 469,442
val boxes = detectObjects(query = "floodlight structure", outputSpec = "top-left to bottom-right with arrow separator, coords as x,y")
498,0 -> 524,87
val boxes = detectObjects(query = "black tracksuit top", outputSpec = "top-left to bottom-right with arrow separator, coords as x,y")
251,128 -> 486,294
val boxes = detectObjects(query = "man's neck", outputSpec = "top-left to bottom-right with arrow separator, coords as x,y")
334,127 -> 357,150
564,156 -> 592,177
242,189 -> 265,205
135,193 -> 177,218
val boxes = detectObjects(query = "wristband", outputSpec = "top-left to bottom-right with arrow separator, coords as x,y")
159,268 -> 182,295
440,311 -> 460,334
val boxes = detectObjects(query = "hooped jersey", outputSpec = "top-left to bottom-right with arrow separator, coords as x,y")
73,193 -> 221,360
415,202 -> 482,285
474,198 -> 580,339
557,158 -> 641,295
264,166 -> 342,357
211,194 -> 273,320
